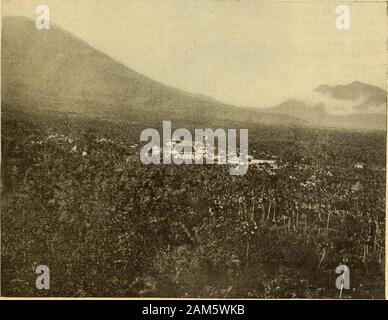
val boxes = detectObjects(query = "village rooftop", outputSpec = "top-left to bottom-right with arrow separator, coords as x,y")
140,121 -> 249,176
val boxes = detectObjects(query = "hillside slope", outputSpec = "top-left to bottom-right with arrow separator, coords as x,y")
1,16 -> 304,127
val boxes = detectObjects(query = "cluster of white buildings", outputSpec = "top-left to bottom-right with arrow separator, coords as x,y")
142,140 -> 278,168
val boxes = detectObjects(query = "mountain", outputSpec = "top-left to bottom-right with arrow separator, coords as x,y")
1,16 -> 304,127
316,81 -> 386,107
3,16 -> 384,131
263,100 -> 326,120
261,82 -> 386,131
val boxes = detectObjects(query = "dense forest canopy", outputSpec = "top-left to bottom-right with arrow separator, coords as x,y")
1,108 -> 385,298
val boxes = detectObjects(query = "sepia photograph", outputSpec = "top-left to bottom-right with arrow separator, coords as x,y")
0,0 -> 386,300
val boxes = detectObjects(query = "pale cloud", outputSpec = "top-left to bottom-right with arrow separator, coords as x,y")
292,90 -> 386,115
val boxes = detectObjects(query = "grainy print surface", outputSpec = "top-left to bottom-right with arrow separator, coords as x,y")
1,0 -> 386,298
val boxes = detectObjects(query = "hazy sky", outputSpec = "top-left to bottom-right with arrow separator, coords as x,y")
2,0 -> 387,107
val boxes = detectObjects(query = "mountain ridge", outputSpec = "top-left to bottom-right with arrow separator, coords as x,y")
2,16 -> 386,130
316,81 -> 386,105
259,81 -> 386,130
2,16 -> 305,127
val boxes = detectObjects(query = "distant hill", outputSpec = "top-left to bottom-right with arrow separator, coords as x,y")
263,100 -> 326,120
261,82 -> 386,131
316,81 -> 386,107
1,16 -> 304,127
